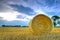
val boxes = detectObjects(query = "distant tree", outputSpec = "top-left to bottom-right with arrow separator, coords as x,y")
2,25 -> 5,27
51,15 -> 60,27
23,26 -> 28,27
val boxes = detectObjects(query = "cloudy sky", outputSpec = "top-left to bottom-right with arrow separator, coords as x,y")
0,0 -> 60,26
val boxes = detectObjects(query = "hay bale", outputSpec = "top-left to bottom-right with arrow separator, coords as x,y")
29,14 -> 53,35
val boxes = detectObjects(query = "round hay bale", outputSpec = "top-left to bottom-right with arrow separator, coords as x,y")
29,14 -> 53,35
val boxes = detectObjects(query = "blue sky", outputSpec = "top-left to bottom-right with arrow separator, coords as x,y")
0,0 -> 60,26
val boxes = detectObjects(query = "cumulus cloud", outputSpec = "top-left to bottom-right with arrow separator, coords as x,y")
0,10 -> 33,21
1,0 -> 60,12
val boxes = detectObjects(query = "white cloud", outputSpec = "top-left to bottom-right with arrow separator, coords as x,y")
0,12 -> 19,21
1,0 -> 60,12
0,3 -> 33,22
7,0 -> 60,12
1,0 -> 57,22
34,10 -> 53,18
0,10 -> 33,21
35,10 -> 47,15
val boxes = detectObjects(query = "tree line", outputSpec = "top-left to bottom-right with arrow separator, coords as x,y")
1,25 -> 28,27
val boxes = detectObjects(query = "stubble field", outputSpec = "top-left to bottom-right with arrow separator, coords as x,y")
0,27 -> 60,40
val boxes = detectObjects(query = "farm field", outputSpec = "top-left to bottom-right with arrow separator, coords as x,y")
0,27 -> 60,40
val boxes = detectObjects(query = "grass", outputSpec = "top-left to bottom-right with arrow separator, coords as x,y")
0,27 -> 60,40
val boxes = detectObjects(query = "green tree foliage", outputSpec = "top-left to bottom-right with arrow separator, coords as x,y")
51,15 -> 60,27
2,25 -> 6,27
